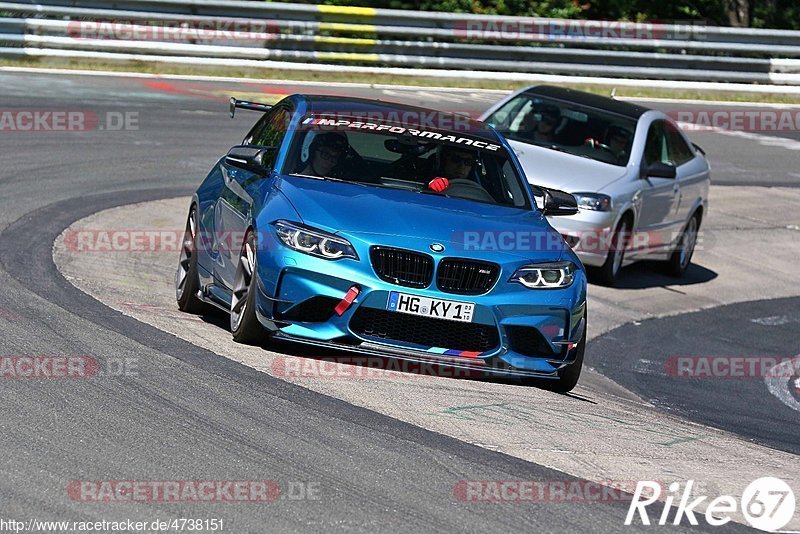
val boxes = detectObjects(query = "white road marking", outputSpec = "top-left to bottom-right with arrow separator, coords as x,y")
751,315 -> 796,326
0,66 -> 510,94
676,121 -> 800,150
619,96 -> 800,108
764,355 -> 800,413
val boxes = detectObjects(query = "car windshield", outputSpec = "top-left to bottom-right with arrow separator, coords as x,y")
483,93 -> 638,166
280,116 -> 532,209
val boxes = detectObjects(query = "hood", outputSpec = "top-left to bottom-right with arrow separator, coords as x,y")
508,139 -> 628,192
276,175 -> 567,262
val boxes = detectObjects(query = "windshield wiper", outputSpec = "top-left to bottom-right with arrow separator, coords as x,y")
289,173 -> 337,181
289,173 -> 366,185
528,140 -> 569,153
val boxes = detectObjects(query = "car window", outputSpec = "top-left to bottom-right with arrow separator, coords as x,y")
501,160 -> 526,207
281,116 -> 531,210
243,107 -> 291,168
665,121 -> 695,166
346,131 -> 402,163
644,120 -> 670,166
483,93 -> 637,167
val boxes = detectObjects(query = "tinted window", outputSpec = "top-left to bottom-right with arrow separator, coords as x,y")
282,117 -> 531,209
244,107 -> 291,168
483,93 -> 638,167
665,121 -> 695,166
644,120 -> 670,166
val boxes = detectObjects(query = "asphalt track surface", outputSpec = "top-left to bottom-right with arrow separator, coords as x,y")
588,297 -> 800,456
0,70 -> 797,531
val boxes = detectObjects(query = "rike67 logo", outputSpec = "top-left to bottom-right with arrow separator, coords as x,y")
626,477 -> 796,532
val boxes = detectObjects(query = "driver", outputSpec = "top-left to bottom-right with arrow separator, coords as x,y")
605,125 -> 632,161
519,104 -> 560,143
299,132 -> 348,177
426,146 -> 477,192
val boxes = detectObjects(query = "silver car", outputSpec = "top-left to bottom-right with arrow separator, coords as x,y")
480,85 -> 710,286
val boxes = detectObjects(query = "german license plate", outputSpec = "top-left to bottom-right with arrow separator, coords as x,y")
386,291 -> 474,323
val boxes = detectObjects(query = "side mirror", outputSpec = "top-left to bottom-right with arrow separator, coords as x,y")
643,161 -> 677,179
224,145 -> 275,173
542,187 -> 579,216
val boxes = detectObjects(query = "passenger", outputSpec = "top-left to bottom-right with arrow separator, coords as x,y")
520,104 -> 561,143
299,132 -> 348,177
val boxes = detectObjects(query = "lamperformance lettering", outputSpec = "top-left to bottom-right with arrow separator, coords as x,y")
302,117 -> 501,151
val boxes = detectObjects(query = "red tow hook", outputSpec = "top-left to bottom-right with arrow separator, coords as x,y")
334,286 -> 360,316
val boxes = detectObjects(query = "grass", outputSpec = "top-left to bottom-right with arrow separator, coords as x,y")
3,56 -> 800,104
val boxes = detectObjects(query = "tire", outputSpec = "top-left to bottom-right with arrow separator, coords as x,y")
595,219 -> 630,287
666,213 -> 700,278
230,231 -> 267,345
519,317 -> 586,393
545,337 -> 585,393
175,206 -> 208,314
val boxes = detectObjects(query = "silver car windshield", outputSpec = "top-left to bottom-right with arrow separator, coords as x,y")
484,94 -> 638,167
281,118 -> 532,209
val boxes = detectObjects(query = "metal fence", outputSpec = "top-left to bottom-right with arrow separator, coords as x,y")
1,0 -> 799,84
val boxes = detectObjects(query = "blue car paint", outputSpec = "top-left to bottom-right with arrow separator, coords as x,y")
189,94 -> 587,378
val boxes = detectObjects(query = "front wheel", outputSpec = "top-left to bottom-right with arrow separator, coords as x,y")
594,219 -> 630,287
230,231 -> 267,345
666,213 -> 699,277
519,318 -> 586,393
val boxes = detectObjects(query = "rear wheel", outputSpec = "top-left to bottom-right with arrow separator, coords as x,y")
230,231 -> 267,345
666,213 -> 699,277
175,206 -> 207,314
595,219 -> 630,287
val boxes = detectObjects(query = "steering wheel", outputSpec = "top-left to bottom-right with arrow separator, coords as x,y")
584,138 -> 616,156
445,179 -> 495,203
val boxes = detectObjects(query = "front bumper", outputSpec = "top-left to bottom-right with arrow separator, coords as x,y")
547,210 -> 617,268
253,239 -> 587,377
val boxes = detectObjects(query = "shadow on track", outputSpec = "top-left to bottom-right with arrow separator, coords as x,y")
591,261 -> 717,290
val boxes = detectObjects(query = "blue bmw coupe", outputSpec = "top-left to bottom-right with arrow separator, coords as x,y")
176,94 -> 587,391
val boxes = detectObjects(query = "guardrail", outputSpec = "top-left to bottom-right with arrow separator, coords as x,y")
1,0 -> 799,84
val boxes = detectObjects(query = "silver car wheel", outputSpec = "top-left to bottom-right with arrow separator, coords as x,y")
611,226 -> 626,276
679,217 -> 698,269
175,211 -> 195,300
231,238 -> 255,332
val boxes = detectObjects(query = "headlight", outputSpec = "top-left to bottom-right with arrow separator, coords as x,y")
273,221 -> 358,260
573,192 -> 612,212
510,262 -> 576,289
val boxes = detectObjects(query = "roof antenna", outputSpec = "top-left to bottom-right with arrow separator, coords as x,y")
610,88 -> 617,99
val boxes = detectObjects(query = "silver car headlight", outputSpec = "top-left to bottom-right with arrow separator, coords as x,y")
573,192 -> 612,211
273,221 -> 358,260
511,262 -> 576,289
